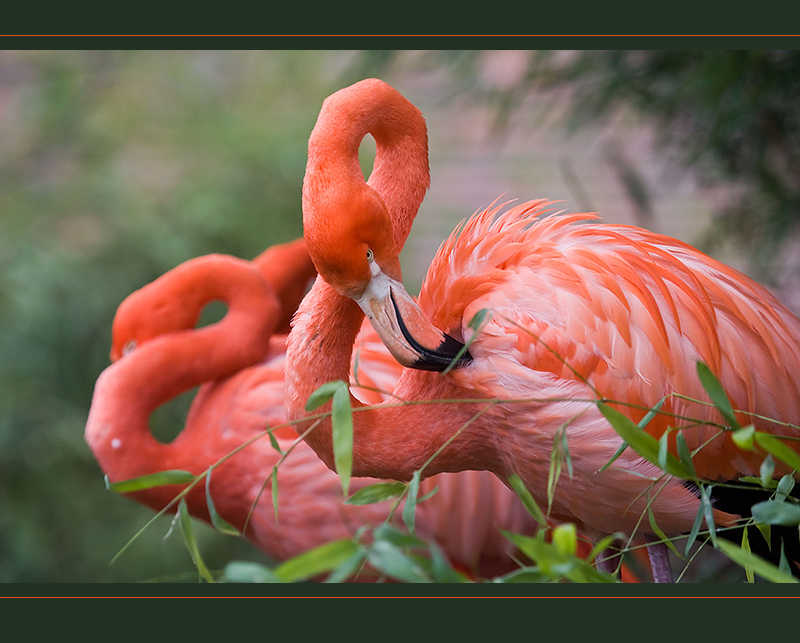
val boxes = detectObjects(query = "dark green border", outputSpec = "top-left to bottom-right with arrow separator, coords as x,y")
1,36 -> 799,49
5,581 -> 800,597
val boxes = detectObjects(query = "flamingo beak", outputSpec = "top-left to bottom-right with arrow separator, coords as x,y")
355,268 -> 472,372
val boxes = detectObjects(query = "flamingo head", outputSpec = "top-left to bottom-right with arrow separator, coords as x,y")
110,284 -> 202,362
109,254 -> 281,363
303,177 -> 471,372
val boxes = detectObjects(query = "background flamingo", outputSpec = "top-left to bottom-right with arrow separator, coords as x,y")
87,240 -> 636,581
285,78 -> 800,583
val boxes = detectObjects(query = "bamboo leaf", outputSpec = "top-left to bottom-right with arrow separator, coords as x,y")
366,540 -> 431,583
206,468 -> 240,536
700,485 -> 718,547
271,467 -> 279,523
222,561 -> 281,583
106,470 -> 195,493
507,473 -> 547,526
346,481 -> 407,505
268,430 -> 283,455
274,538 -> 360,583
598,398 -> 664,473
373,523 -> 427,548
716,540 -> 798,583
741,528 -> 754,583
777,474 -> 795,501
696,362 -> 740,429
732,425 -> 755,450
751,500 -> 800,527
685,499 -> 705,557
675,431 -> 696,478
598,441 -> 628,472
657,430 -> 670,471
324,548 -> 370,583
304,380 -> 345,411
598,402 -> 694,479
403,470 -> 421,533
779,543 -> 792,577
426,542 -> 472,583
648,506 -> 682,558
177,499 -> 214,583
639,397 -> 667,429
552,523 -> 577,556
331,382 -> 353,496
753,432 -> 800,474
493,568 -> 550,583
760,455 -> 776,489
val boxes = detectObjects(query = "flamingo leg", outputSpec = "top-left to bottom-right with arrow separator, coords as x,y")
645,536 -> 673,583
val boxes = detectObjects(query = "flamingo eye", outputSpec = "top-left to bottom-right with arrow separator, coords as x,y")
123,340 -> 137,355
366,248 -> 374,263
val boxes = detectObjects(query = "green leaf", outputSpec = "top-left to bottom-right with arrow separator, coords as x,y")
598,402 -> 695,479
324,549 -> 370,583
552,523 -> 577,556
373,523 -> 427,549
268,430 -> 283,455
685,499 -> 705,557
501,530 -> 615,583
304,380 -> 345,411
779,543 -> 792,577
492,568 -> 550,583
760,455 -> 776,488
732,425 -> 755,450
588,533 -> 626,563
657,430 -> 671,471
274,538 -> 360,583
106,470 -> 196,493
507,473 -> 547,526
696,362 -> 740,429
675,431 -> 696,478
700,484 -> 718,547
271,467 -> 279,523
403,470 -> 421,533
716,540 -> 798,583
751,500 -> 800,527
346,481 -> 407,505
547,422 -> 572,512
426,543 -> 472,583
777,475 -> 795,501
206,469 -> 240,536
648,506 -> 682,559
222,561 -> 281,583
331,382 -> 354,497
639,397 -> 667,429
177,499 -> 214,583
598,400 -> 664,472
367,540 -> 431,583
753,432 -> 800,474
741,528 -> 754,584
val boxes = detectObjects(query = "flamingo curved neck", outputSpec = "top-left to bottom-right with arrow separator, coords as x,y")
305,79 -> 430,249
285,278 -> 493,481
86,259 -> 279,481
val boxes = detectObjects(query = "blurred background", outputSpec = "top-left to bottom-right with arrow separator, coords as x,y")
2,49 -> 799,583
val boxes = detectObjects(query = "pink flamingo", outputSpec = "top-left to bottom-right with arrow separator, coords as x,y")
87,240 -> 603,581
284,78 -> 800,583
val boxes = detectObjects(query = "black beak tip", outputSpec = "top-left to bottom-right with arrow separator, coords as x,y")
411,332 -> 473,372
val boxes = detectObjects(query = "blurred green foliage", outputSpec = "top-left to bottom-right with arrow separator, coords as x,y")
0,50 -> 356,581
2,49 -> 799,584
